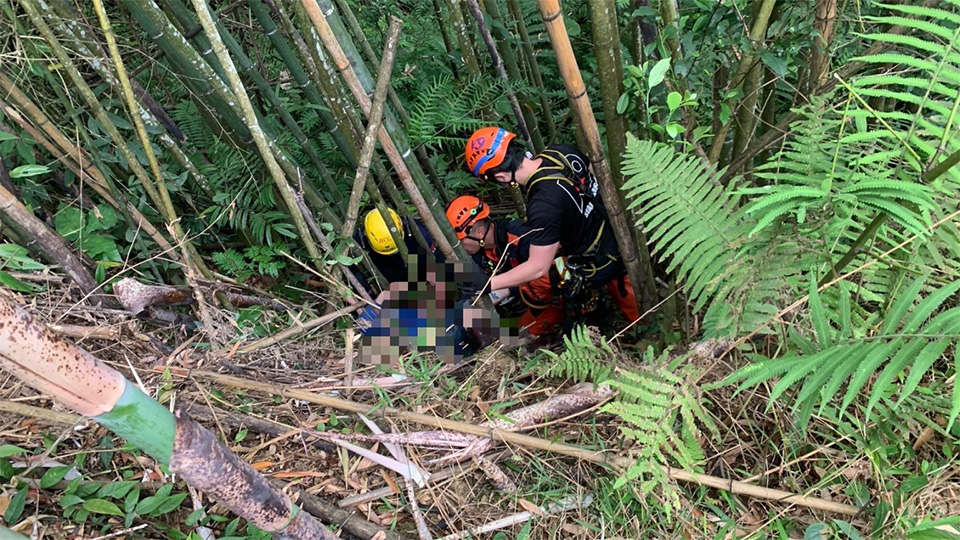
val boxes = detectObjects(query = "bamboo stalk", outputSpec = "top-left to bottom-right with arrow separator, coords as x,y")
588,0 -> 658,307
506,0 -> 556,142
0,184 -> 103,302
185,369 -> 863,516
90,0 -> 213,280
164,0 -> 346,214
0,297 -> 336,539
464,0 -> 537,151
119,0 -> 251,143
331,0 -> 453,205
717,0 -> 942,183
432,0 -> 462,77
729,0 -> 780,165
0,88 -> 175,259
342,18 -> 403,244
190,0 -> 324,267
537,0 -> 647,316
21,3 -> 180,234
706,0 -> 777,166
276,1 -> 410,261
447,0 -> 483,78
299,0 -> 465,262
14,6 -> 201,270
310,0 -> 459,250
806,0 -> 838,96
249,0 -> 360,169
157,1 -> 341,230
659,0 -> 682,63
588,0 -> 627,191
476,0 -> 544,150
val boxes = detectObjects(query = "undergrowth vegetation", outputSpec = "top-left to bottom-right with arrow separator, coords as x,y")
0,0 -> 959,538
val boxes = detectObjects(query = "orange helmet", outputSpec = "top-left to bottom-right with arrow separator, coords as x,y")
446,196 -> 490,240
465,127 -> 516,177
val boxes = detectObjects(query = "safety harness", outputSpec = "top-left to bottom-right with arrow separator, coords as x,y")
523,149 -> 619,282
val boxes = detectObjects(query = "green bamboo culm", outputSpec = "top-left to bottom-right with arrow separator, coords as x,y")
506,0 -> 556,142
274,1 -> 410,260
90,0 -> 215,279
482,0 -> 544,151
312,0 -> 460,248
332,0 -> 453,205
164,0 -> 346,214
247,0 -> 360,168
20,0 -> 211,278
119,0 -> 251,144
189,0 -> 325,265
95,381 -> 176,465
299,0 -> 467,261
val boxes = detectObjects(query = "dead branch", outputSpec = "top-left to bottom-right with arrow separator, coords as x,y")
183,370 -> 863,516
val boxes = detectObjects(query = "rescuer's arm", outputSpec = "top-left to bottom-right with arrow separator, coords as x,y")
488,243 -> 559,291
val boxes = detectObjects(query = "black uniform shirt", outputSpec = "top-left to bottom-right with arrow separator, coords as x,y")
523,144 -> 607,257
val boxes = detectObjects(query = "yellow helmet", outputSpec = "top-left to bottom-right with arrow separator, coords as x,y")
363,208 -> 404,255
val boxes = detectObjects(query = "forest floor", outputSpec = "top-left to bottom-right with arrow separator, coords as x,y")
0,281 -> 956,539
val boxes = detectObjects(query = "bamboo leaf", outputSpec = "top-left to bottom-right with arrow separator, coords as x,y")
9,164 -> 51,178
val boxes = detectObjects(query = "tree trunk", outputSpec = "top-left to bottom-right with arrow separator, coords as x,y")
480,0 -> 544,150
506,0 -> 556,142
805,0 -> 838,96
538,0 -> 649,316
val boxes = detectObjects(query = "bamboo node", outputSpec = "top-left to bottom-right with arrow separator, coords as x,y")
542,9 -> 562,22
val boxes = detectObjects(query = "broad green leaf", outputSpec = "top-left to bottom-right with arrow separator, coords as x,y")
760,52 -> 788,77
0,131 -> 17,142
39,466 -> 72,489
82,498 -> 125,516
667,91 -> 682,111
0,445 -> 27,458
9,164 -> 50,178
0,271 -> 39,293
4,484 -> 28,523
55,206 -> 83,241
59,494 -> 84,508
648,58 -> 671,89
97,480 -> 136,500
0,244 -> 45,270
616,92 -> 629,114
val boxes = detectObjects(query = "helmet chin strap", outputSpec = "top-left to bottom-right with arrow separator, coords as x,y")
466,235 -> 485,247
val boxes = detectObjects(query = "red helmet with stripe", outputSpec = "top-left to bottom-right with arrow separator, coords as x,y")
465,127 -> 516,178
445,196 -> 490,240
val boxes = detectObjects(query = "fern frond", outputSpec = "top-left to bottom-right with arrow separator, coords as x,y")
728,277 -> 960,432
603,347 -> 716,509
540,325 -> 614,383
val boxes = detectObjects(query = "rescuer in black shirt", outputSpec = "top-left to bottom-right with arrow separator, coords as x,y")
463,127 -> 640,322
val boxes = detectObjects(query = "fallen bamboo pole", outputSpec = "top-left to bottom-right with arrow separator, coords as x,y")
0,400 -> 405,540
181,370 -> 861,516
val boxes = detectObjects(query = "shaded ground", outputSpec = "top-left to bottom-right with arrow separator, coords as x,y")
0,282 -> 951,539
